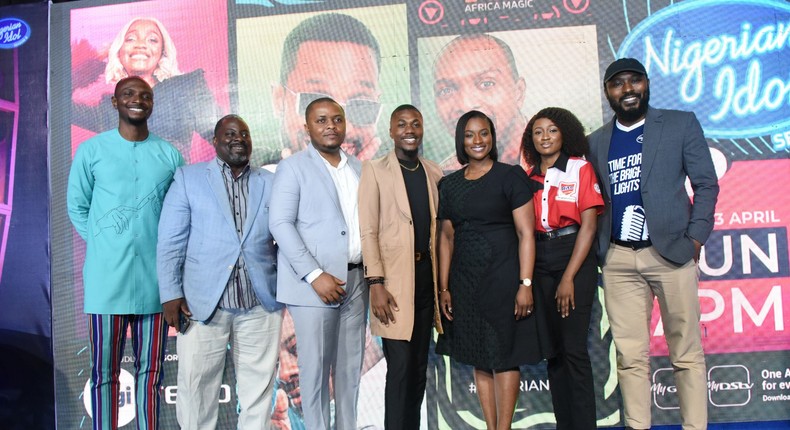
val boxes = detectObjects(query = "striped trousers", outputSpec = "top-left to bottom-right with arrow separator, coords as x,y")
88,313 -> 167,430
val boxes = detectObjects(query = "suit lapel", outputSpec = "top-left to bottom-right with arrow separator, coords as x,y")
386,152 -> 412,220
207,161 -> 237,231
597,119 -> 615,191
640,107 -> 662,182
307,145 -> 343,214
242,168 -> 264,242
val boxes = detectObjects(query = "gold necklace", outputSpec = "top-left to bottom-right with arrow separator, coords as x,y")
399,159 -> 420,172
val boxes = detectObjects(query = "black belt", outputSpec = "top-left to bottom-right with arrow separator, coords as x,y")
536,225 -> 579,241
348,262 -> 363,271
611,238 -> 652,250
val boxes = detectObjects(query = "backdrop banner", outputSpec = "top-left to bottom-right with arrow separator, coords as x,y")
49,0 -> 790,428
0,2 -> 53,429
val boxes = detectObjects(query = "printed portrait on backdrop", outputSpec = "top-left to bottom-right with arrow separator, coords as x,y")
69,0 -> 229,163
236,5 -> 410,167
417,26 -> 603,171
237,6 -> 410,428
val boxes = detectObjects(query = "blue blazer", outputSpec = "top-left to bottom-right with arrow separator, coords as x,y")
269,145 -> 362,308
157,161 -> 282,322
588,107 -> 719,265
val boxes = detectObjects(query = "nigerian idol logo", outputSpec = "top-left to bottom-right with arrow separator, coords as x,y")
618,0 -> 790,140
0,18 -> 31,49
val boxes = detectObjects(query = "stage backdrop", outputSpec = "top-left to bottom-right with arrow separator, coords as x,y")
0,2 -> 53,430
49,0 -> 790,428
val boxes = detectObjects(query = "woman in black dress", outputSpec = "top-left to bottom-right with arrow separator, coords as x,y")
437,110 -> 546,430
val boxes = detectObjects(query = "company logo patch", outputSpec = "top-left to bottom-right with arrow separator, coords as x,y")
555,181 -> 577,202
0,18 -> 31,49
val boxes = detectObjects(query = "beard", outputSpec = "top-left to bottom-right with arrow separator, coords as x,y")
607,87 -> 650,124
399,147 -> 420,159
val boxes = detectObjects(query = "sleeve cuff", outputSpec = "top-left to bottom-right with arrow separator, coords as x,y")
305,268 -> 323,284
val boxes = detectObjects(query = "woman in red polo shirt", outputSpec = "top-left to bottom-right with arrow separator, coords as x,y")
521,107 -> 604,429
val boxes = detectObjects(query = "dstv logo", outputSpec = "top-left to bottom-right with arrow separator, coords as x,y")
708,364 -> 753,407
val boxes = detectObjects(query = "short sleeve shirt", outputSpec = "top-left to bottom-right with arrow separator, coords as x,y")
527,153 -> 604,233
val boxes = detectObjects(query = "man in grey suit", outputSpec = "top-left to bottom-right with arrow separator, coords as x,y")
157,115 -> 283,429
269,97 -> 367,430
587,58 -> 718,430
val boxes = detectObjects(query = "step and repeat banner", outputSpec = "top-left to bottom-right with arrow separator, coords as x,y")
49,0 -> 789,428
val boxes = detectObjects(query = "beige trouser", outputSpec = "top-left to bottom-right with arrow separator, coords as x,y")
603,244 -> 708,430
176,305 -> 283,430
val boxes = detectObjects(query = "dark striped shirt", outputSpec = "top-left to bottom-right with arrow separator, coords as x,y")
217,158 -> 259,309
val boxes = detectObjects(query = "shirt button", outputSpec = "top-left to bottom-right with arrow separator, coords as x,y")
228,265 -> 234,270
341,231 -> 346,235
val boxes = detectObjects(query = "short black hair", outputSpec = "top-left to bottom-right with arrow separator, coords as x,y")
521,107 -> 589,167
113,76 -> 151,98
304,97 -> 344,122
455,110 -> 498,165
279,13 -> 381,85
214,114 -> 245,138
390,104 -> 421,121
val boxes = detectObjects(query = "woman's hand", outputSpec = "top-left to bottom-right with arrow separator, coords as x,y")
514,284 -> 534,320
556,277 -> 575,318
439,290 -> 453,321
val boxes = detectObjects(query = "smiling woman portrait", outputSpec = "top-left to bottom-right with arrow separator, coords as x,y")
104,18 -> 180,87
72,17 -> 219,162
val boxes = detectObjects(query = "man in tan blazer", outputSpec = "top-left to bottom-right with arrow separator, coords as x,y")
359,105 -> 443,430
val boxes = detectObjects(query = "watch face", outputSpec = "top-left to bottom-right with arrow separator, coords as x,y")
521,279 -> 532,287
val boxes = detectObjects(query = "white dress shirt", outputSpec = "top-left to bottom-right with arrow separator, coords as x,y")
306,150 -> 362,283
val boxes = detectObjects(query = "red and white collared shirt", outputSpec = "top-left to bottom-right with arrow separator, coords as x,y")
526,153 -> 604,233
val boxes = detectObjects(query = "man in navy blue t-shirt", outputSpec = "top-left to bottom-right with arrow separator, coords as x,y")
588,58 -> 719,430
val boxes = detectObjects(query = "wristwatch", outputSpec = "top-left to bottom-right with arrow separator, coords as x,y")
520,278 -> 532,287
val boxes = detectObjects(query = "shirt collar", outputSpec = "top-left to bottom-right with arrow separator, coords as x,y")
615,117 -> 646,132
527,152 -> 570,178
216,157 -> 250,179
320,150 -> 348,169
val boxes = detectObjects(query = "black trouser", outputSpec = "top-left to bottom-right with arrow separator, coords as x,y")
535,232 -> 598,430
382,258 -> 434,430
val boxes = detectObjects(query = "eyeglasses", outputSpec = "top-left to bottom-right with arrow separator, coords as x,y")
284,86 -> 382,126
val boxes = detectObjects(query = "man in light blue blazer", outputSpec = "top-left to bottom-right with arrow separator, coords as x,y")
269,98 -> 367,430
157,115 -> 283,430
588,59 -> 718,430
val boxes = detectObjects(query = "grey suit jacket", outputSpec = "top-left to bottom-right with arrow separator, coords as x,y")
157,161 -> 282,322
587,107 -> 719,265
269,145 -> 362,307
